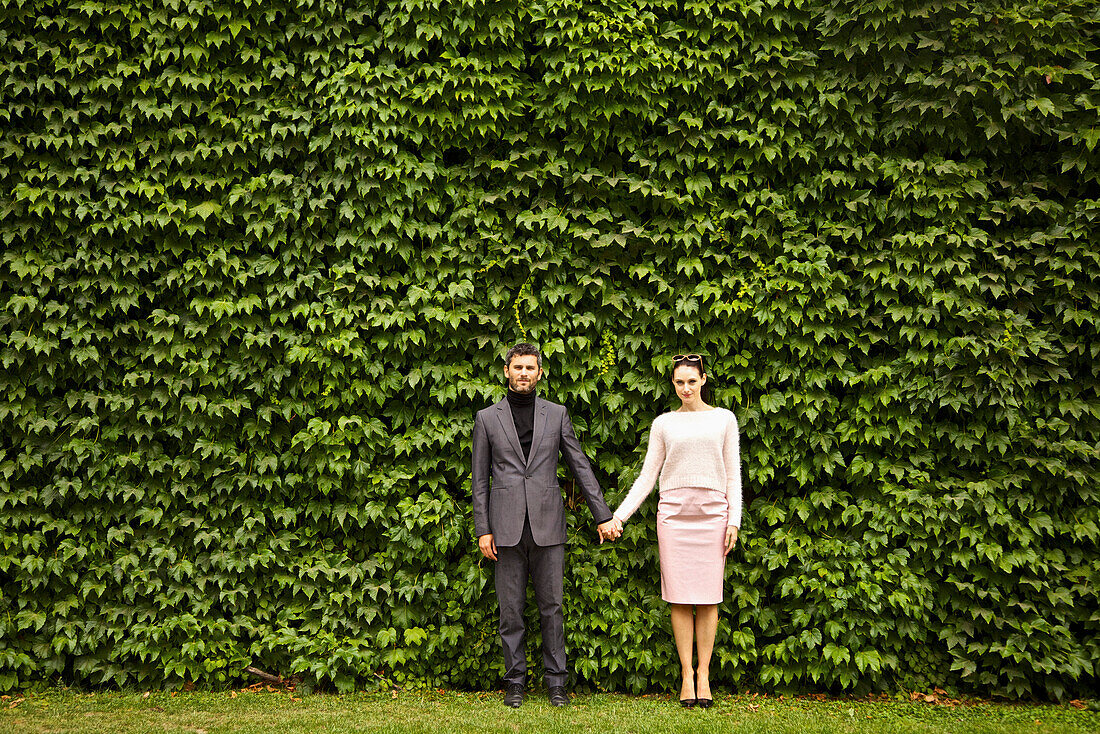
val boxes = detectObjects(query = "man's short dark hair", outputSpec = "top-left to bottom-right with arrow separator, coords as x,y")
505,342 -> 542,368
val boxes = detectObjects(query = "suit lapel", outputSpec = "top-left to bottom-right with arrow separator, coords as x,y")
495,400 -> 524,460
525,399 -> 548,469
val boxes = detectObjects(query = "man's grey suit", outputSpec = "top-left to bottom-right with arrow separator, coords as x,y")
472,396 -> 612,687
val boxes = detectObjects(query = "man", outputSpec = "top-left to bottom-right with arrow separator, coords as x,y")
471,342 -> 620,708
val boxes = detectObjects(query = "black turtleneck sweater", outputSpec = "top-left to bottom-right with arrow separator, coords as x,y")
506,388 -> 536,459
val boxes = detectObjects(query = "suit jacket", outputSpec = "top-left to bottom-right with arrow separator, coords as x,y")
471,396 -> 612,547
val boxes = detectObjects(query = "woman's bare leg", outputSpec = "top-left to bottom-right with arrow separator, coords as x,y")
694,604 -> 718,700
670,604 -> 696,701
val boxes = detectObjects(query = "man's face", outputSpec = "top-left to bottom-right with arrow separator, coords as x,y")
504,354 -> 542,394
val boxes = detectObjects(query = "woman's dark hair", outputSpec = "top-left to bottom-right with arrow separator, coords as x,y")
671,354 -> 714,403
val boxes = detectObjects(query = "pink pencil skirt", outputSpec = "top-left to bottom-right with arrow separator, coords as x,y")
656,487 -> 729,604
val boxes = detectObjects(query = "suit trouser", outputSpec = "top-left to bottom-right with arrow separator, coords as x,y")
495,518 -> 567,687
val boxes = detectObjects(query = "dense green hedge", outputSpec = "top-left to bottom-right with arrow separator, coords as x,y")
2,0 -> 1098,699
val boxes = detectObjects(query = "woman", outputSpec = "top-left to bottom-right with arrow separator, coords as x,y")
607,354 -> 741,708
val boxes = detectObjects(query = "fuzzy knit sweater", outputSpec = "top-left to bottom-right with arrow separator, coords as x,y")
612,408 -> 742,527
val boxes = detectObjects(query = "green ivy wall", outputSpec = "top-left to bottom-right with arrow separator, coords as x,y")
1,0 -> 1098,699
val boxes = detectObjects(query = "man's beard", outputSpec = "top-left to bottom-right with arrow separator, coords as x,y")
509,378 -> 537,393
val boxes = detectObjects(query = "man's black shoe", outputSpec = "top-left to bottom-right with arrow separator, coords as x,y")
548,685 -> 570,707
503,683 -> 524,708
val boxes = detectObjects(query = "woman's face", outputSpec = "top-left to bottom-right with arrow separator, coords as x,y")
672,365 -> 706,406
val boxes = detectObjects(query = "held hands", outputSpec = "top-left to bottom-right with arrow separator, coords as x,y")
597,517 -> 624,543
724,526 -> 739,556
480,520 -> 623,556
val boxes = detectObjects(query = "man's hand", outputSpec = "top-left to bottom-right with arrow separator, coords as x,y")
597,517 -> 623,543
478,533 -> 498,561
724,526 -> 739,555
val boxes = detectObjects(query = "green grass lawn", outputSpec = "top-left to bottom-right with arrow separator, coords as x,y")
2,688 -> 1097,734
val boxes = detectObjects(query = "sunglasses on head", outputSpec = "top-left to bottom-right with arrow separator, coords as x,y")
672,354 -> 703,362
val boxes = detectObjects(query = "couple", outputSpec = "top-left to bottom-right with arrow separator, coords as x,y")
471,343 -> 742,708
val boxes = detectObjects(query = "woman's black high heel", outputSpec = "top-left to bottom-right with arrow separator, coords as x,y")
679,672 -> 696,708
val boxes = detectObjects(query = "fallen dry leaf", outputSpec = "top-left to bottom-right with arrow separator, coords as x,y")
229,691 -> 238,699
1069,700 -> 1086,710
142,692 -> 151,699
